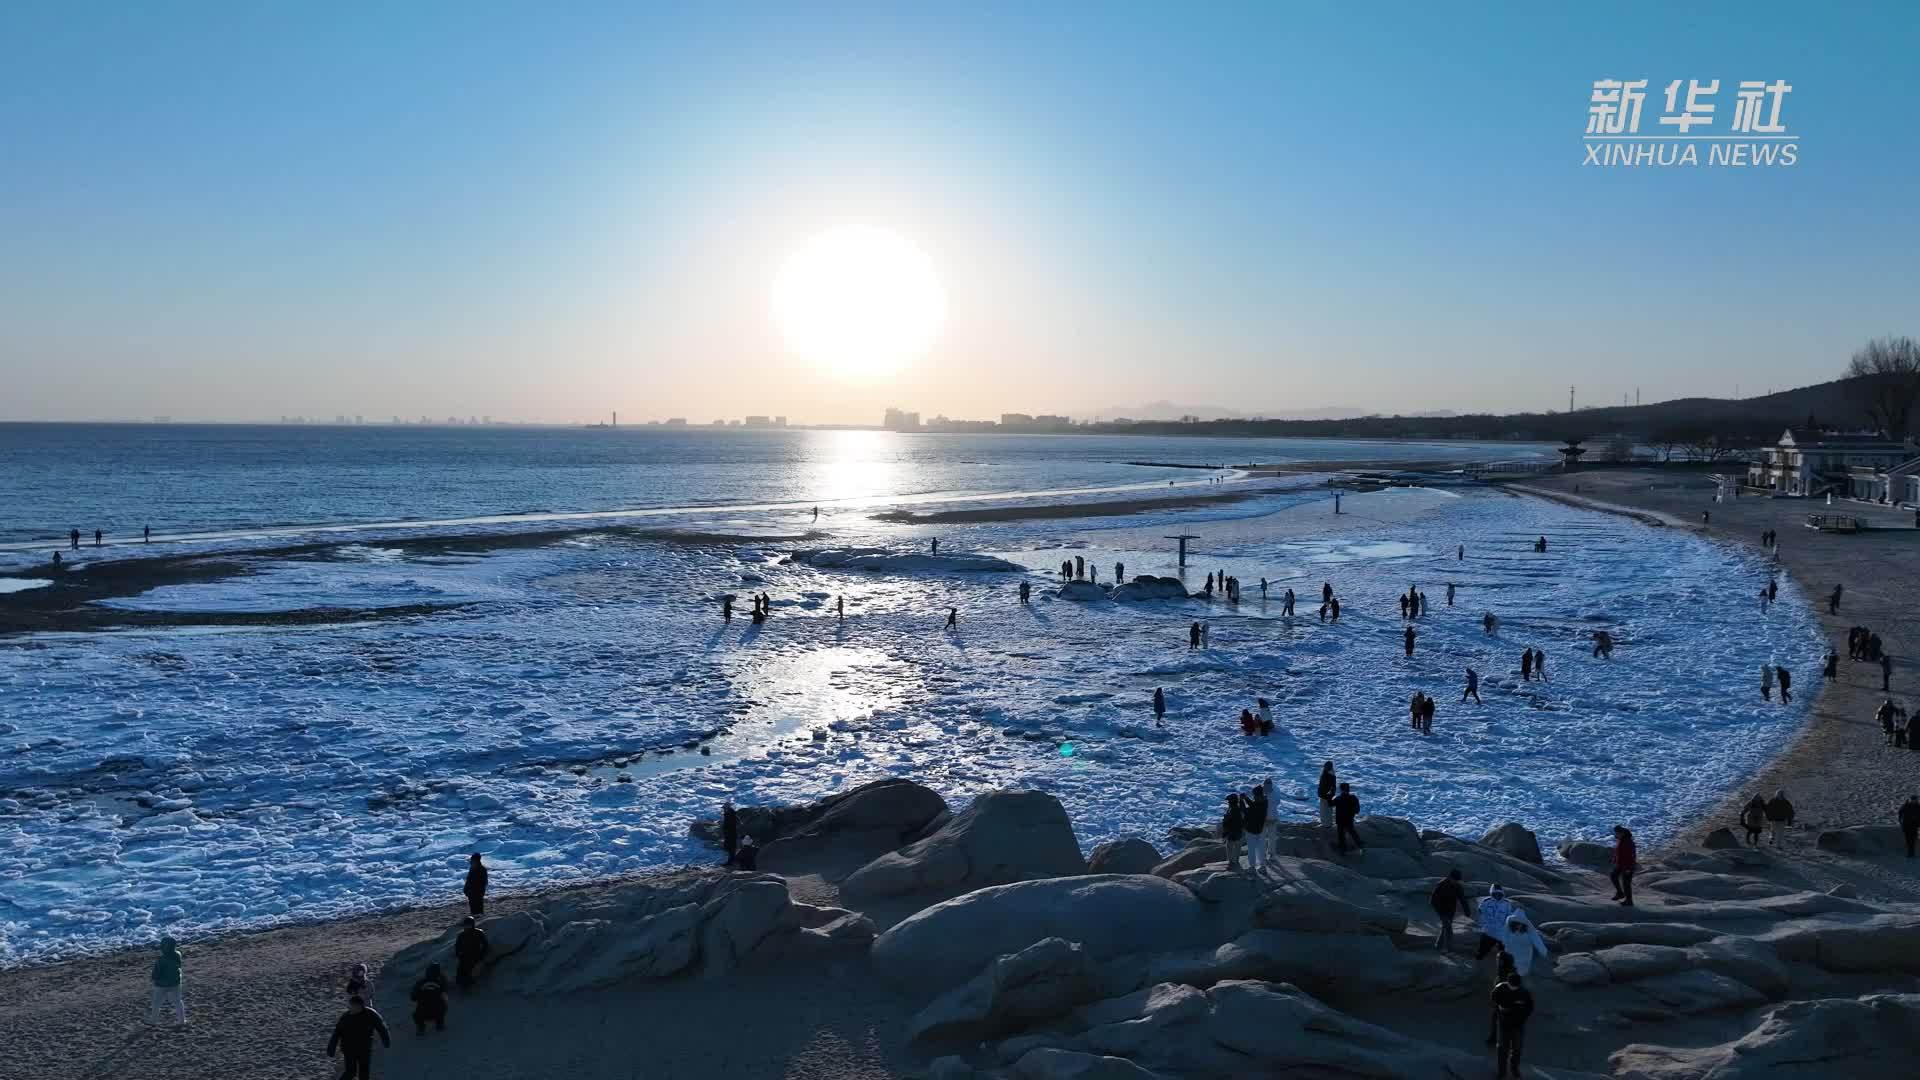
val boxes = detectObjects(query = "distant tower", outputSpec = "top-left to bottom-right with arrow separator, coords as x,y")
612,411 -> 618,428
1569,386 -> 1575,412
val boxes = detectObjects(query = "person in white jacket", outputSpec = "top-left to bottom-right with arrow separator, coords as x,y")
1475,886 -> 1516,960
1500,911 -> 1551,976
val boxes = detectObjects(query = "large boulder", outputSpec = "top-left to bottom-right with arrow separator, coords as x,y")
691,779 -> 948,877
1089,838 -> 1163,875
1610,995 -> 1920,1078
1701,827 -> 1743,850
842,789 -> 1088,902
1019,980 -> 1490,1078
1110,576 -> 1192,602
1816,825 -> 1907,856
1479,822 -> 1543,865
1054,580 -> 1111,601
1752,914 -> 1920,973
1129,929 -> 1472,1002
1012,1049 -> 1165,1079
1151,840 -> 1226,879
380,871 -> 870,998
908,937 -> 1100,1048
871,875 -> 1216,993
1259,818 -> 1428,878
1422,837 -> 1569,892
1558,839 -> 1614,870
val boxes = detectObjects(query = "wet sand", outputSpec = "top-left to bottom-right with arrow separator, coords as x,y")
1512,470 -> 1920,902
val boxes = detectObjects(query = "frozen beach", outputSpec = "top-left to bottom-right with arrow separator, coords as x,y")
0,457 -> 1824,966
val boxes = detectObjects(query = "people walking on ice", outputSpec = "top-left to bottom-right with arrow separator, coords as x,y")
930,538 -> 938,554
1534,536 -> 1547,553
1189,622 -> 1201,649
837,596 -> 846,618
1201,621 -> 1211,646
1240,708 -> 1259,735
1256,697 -> 1274,735
1824,650 -> 1839,682
1883,653 -> 1893,691
1074,555 -> 1084,579
1768,578 -> 1778,604
1399,593 -> 1409,619
411,964 -> 449,1035
1017,581 -> 1030,604
1116,561 -> 1124,583
1462,667 -> 1482,703
463,853 -> 488,915
722,595 -> 733,622
1830,584 -> 1844,615
1592,630 -> 1614,659
69,527 -> 79,549
1483,612 -> 1498,636
1520,650 -> 1533,681
1404,625 -> 1417,658
1322,581 -> 1333,604
327,995 -> 392,1080
1332,782 -> 1364,854
1457,544 -> 1464,561
1610,825 -> 1637,906
1760,663 -> 1774,701
1900,795 -> 1920,858
149,936 -> 185,1025
1776,664 -> 1792,703
1259,577 -> 1267,598
1317,762 -> 1337,829
144,524 -> 151,542
811,506 -> 819,521
1447,582 -> 1456,606
1329,597 -> 1341,622
1765,790 -> 1795,845
946,607 -> 958,628
1283,587 -> 1295,616
1419,693 -> 1435,732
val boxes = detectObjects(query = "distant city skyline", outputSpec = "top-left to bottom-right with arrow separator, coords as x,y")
2,4 -> 1915,424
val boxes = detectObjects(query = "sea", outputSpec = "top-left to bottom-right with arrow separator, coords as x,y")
0,424 -> 1821,965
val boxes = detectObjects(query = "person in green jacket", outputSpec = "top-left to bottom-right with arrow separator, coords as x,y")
150,937 -> 185,1025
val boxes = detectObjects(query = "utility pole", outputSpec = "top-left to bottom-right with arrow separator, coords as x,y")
1569,386 -> 1576,413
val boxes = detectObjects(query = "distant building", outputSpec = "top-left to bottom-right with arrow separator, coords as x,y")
884,407 -> 921,431
665,418 -> 688,426
745,415 -> 771,427
773,416 -> 787,427
1000,412 -> 1034,427
1748,429 -> 1915,497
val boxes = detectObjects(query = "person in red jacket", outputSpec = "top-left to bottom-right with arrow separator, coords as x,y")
1610,825 -> 1637,907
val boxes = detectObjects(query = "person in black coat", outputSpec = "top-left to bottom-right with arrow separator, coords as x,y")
1489,972 -> 1534,1078
327,995 -> 392,1080
1899,796 -> 1920,859
453,916 -> 489,991
1430,869 -> 1471,951
1332,783 -> 1364,854
410,964 -> 449,1035
463,854 -> 488,916
1220,794 -> 1246,871
721,801 -> 740,866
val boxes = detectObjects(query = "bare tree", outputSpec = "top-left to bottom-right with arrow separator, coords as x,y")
1845,335 -> 1920,437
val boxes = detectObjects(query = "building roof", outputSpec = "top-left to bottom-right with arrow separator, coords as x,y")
1781,428 -> 1909,450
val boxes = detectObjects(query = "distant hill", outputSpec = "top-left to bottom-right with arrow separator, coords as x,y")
1084,377 -> 1881,445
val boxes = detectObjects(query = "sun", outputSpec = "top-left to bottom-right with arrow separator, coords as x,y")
772,225 -> 947,378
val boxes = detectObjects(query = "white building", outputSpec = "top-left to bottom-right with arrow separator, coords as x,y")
1745,429 -> 1915,497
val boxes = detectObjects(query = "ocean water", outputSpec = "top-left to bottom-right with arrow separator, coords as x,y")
0,426 -> 1823,966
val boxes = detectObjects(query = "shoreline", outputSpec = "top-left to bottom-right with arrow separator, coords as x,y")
1508,471 -> 1920,900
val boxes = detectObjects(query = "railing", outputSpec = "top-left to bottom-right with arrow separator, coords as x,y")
1804,514 -> 1862,533
1462,460 -> 1559,477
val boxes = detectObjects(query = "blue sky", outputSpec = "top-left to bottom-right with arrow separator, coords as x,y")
1,3 -> 1915,423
